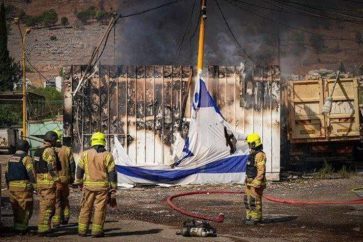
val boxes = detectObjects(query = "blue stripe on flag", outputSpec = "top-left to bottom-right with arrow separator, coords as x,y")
116,155 -> 248,183
197,79 -> 223,117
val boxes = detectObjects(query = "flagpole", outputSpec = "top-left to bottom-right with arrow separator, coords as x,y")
197,0 -> 207,73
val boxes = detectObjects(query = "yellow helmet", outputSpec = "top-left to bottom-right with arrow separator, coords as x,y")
53,129 -> 63,143
246,133 -> 262,149
91,132 -> 106,146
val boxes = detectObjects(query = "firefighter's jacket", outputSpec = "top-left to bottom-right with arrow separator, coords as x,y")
5,151 -> 36,191
55,145 -> 75,184
245,150 -> 266,188
33,146 -> 60,189
75,146 -> 117,191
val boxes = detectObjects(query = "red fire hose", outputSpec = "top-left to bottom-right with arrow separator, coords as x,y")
166,190 -> 363,223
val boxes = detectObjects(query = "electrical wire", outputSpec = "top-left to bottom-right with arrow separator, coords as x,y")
271,0 -> 363,21
25,56 -> 50,82
176,0 -> 197,58
224,0 -> 359,43
116,0 -> 182,20
189,10 -> 201,46
214,0 -> 255,65
287,0 -> 363,19
266,0 -> 363,24
74,0 -> 185,96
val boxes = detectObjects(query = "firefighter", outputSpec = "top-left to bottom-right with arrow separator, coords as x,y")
51,129 -> 75,227
75,132 -> 117,237
5,140 -> 35,234
33,131 -> 60,235
244,133 -> 266,225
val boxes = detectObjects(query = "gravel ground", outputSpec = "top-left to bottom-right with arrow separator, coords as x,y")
0,154 -> 362,241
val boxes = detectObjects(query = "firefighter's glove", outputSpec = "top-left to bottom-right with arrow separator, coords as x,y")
108,189 -> 118,209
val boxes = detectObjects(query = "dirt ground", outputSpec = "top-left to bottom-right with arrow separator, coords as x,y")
0,154 -> 362,242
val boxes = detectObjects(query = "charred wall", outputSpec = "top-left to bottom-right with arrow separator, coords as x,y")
64,65 -> 281,178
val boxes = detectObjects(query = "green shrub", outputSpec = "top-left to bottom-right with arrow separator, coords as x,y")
50,35 -> 57,41
315,160 -> 334,179
31,87 -> 63,101
0,104 -> 22,126
338,166 -> 351,178
22,9 -> 58,27
23,15 -> 41,27
42,9 -> 58,26
30,87 -> 63,119
76,6 -> 96,24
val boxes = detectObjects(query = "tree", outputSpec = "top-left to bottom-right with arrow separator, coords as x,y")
0,1 -> 20,91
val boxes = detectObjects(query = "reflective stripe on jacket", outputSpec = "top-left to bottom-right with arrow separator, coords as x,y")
77,148 -> 115,190
35,146 -> 59,189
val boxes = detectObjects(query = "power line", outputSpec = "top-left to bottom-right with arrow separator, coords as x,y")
270,0 -> 363,22
232,0 -> 363,24
278,0 -> 363,20
224,0 -> 358,43
116,0 -> 183,20
189,9 -> 201,46
25,56 -> 50,82
176,0 -> 197,58
74,0 -> 184,96
214,0 -> 255,65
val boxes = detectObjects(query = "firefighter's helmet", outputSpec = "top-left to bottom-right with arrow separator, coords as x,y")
246,133 -> 262,149
44,131 -> 58,144
91,132 -> 106,147
53,129 -> 63,143
16,139 -> 30,152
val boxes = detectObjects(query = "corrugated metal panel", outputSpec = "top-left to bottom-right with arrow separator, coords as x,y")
288,78 -> 360,143
64,65 -> 281,180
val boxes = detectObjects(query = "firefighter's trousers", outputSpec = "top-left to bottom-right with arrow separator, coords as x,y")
52,182 -> 70,226
244,185 -> 264,221
9,189 -> 33,232
78,188 -> 108,236
38,187 -> 56,233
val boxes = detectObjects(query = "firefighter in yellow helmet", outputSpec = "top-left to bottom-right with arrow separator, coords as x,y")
51,129 -> 75,227
75,132 -> 117,237
33,131 -> 60,235
5,140 -> 35,234
244,133 -> 266,225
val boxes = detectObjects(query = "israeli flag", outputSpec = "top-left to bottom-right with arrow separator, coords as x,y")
114,73 -> 249,186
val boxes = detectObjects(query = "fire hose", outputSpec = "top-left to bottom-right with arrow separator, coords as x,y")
166,190 -> 363,223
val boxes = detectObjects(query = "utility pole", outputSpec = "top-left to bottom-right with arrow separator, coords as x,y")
14,17 -> 31,139
197,0 -> 207,73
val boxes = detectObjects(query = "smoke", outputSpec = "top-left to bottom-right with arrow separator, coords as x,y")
107,0 -> 359,73
113,0 -> 256,66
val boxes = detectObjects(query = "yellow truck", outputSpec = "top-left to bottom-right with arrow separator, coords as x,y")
287,76 -> 363,169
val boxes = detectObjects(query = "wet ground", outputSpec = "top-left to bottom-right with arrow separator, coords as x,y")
0,154 -> 362,241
